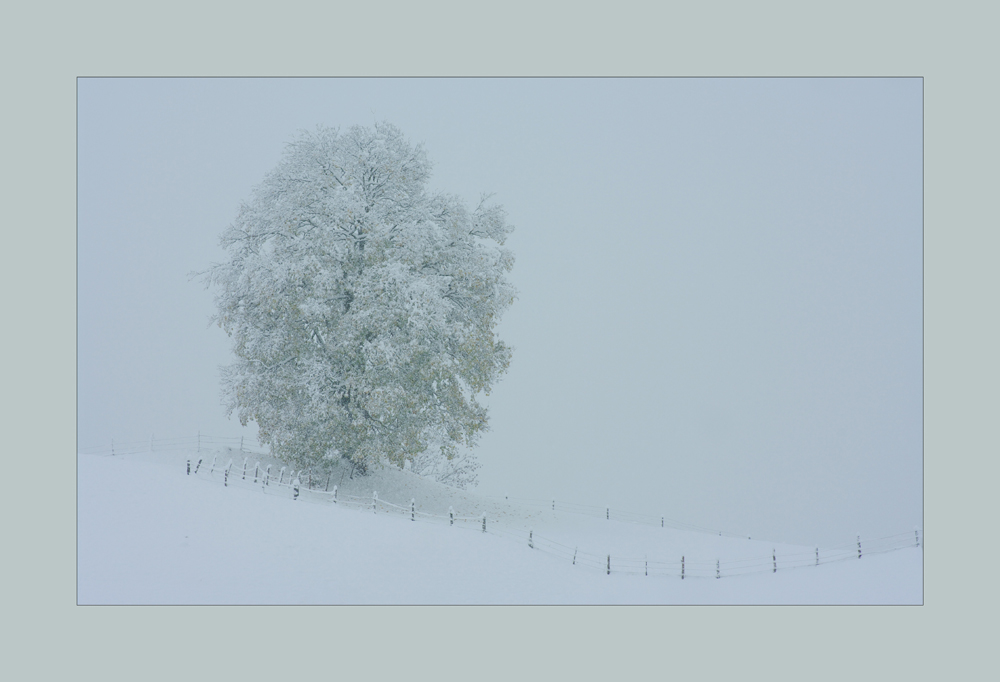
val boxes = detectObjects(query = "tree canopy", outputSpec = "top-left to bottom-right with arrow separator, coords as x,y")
208,122 -> 515,487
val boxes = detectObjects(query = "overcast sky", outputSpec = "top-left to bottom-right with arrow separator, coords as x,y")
78,78 -> 922,546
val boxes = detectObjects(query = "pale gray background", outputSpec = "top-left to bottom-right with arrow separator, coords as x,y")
6,0 -> 997,678
78,77 -> 922,548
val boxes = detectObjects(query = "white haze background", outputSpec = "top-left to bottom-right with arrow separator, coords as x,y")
77,78 -> 922,548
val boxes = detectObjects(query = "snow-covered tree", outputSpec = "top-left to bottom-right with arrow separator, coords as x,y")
207,122 -> 515,488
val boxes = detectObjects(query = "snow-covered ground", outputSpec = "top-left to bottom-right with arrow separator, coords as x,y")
77,450 -> 922,605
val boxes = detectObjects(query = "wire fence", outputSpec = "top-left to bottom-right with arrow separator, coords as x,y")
484,495 -> 756,538
84,434 -> 923,580
79,434 -> 271,458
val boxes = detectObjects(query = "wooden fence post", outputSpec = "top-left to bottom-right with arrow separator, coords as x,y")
857,535 -> 862,559
195,458 -> 202,474
333,485 -> 338,504
411,498 -> 415,521
661,516 -> 664,528
211,455 -> 217,474
481,513 -> 486,533
716,560 -> 720,579
816,547 -> 819,566
529,530 -> 533,549
773,550 -> 776,573
186,459 -> 190,475
449,506 -> 454,525
293,478 -> 300,500
607,555 -> 611,575
265,465 -> 271,486
573,547 -> 577,565
254,462 -> 259,483
915,529 -> 920,547
552,499 -> 555,511
278,467 -> 285,485
242,457 -> 248,480
373,491 -> 378,513
681,556 -> 685,580
606,506 -> 609,520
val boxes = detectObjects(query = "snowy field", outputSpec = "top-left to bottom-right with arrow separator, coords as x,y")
78,449 -> 922,605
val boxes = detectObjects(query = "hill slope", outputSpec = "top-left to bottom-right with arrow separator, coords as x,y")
77,450 -> 921,605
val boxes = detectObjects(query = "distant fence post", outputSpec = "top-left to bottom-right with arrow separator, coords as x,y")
325,473 -> 331,492
481,513 -> 486,533
607,555 -> 611,575
265,465 -> 271,486
211,455 -> 217,474
195,458 -> 202,474
333,485 -> 338,504
773,550 -> 776,573
242,457 -> 248,480
816,547 -> 819,566
293,478 -> 300,500
254,462 -> 259,483
915,529 -> 920,547
716,560 -> 720,579
449,506 -> 454,525
857,535 -> 862,559
645,559 -> 648,577
411,498 -> 415,521
661,516 -> 664,528
529,530 -> 533,549
573,547 -> 577,565
552,499 -> 555,511
186,459 -> 190,475
373,491 -> 378,513
681,556 -> 685,580
224,459 -> 232,486
278,467 -> 285,485
606,506 -> 609,520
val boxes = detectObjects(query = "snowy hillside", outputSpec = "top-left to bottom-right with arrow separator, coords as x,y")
77,445 -> 922,605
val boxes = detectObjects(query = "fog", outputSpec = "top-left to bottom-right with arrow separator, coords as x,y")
78,78 -> 922,547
